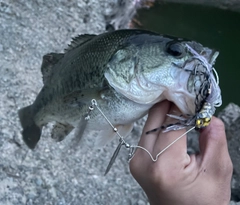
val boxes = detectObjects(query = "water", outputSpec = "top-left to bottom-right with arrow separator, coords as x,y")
135,3 -> 240,111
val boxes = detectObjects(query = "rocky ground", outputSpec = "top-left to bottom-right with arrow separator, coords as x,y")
0,0 -> 239,204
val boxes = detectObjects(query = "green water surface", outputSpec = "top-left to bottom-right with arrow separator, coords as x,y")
136,3 -> 240,111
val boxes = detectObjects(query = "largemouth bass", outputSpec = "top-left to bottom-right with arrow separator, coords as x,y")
18,29 -> 222,149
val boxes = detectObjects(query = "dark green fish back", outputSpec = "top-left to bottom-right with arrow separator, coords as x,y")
33,29 -> 174,117
49,29 -> 169,95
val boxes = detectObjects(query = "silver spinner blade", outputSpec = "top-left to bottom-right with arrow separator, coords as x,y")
104,141 -> 122,175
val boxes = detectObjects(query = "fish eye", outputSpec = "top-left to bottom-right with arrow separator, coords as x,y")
166,42 -> 184,57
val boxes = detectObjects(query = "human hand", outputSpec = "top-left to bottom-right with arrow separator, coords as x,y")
130,101 -> 233,205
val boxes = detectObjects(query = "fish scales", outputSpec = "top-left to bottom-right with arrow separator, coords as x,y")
18,29 -> 222,149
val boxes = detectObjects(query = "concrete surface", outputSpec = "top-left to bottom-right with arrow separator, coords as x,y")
0,0 -> 239,204
219,103 -> 240,202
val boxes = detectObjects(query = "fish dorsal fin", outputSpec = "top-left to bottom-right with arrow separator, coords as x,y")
64,34 -> 96,53
41,53 -> 64,85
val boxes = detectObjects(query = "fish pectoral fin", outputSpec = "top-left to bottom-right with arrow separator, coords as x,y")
41,53 -> 64,85
51,122 -> 74,142
64,34 -> 96,53
95,123 -> 134,147
63,89 -> 102,107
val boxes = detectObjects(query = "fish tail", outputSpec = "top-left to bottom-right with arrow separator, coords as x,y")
18,105 -> 42,149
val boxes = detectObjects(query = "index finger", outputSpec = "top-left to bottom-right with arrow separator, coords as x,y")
138,102 -> 189,164
151,104 -> 190,169
138,100 -> 171,154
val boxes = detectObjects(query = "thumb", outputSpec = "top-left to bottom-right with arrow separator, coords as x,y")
198,116 -> 232,176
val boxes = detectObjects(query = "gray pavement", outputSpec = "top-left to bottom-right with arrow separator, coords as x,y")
0,1 -> 147,204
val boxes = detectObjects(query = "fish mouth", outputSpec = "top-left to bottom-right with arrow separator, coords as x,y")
183,43 -> 222,112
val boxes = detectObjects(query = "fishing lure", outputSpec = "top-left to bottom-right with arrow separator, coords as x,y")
84,43 -> 222,175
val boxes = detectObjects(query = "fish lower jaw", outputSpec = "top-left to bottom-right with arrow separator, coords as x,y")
163,89 -> 196,115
